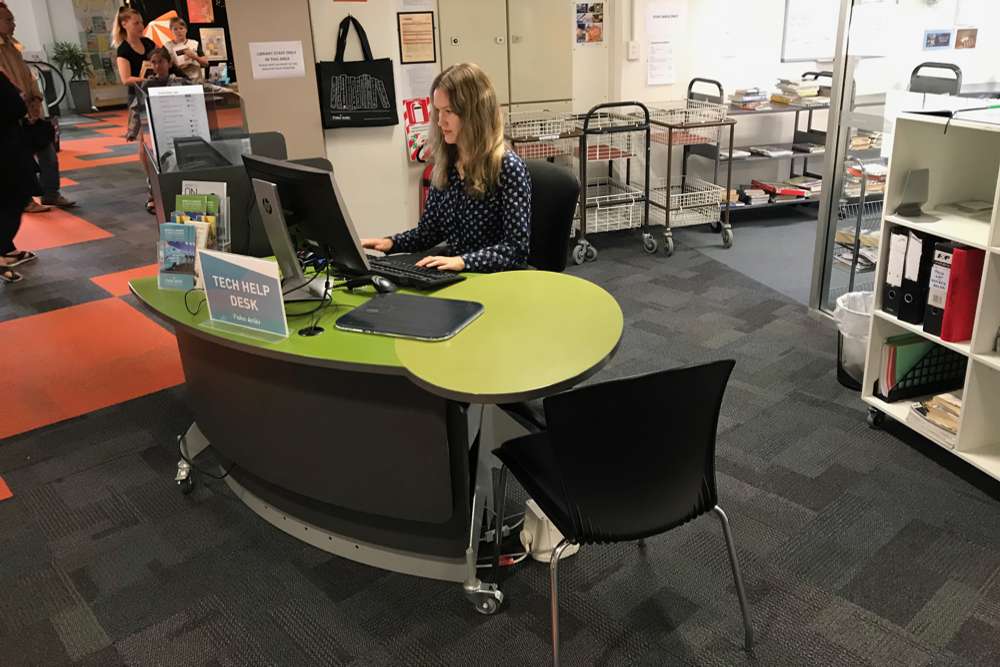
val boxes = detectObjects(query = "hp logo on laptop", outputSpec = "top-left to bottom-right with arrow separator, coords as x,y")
262,197 -> 273,215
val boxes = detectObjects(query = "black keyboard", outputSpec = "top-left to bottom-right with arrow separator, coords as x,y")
367,254 -> 465,290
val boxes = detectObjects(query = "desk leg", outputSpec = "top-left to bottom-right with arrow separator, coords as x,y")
463,408 -> 505,615
175,421 -> 210,494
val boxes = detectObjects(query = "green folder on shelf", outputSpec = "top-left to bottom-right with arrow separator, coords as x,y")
881,334 -> 933,393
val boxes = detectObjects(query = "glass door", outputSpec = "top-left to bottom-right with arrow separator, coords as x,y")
811,0 -> 1000,312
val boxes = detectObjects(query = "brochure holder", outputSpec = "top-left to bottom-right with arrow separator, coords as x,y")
874,344 -> 967,402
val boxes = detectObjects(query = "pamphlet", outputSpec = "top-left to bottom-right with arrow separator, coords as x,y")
158,223 -> 198,290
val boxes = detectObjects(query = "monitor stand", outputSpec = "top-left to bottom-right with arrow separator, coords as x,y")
282,278 -> 328,303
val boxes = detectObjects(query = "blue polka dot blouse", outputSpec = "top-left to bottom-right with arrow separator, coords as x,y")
390,151 -> 531,273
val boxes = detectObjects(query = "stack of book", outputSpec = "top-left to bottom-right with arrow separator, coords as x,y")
738,186 -> 769,206
720,148 -> 752,160
785,176 -> 822,196
771,79 -> 820,105
849,130 -> 883,151
844,162 -> 888,197
730,88 -> 769,111
905,391 -> 962,448
748,145 -> 794,158
751,179 -> 808,201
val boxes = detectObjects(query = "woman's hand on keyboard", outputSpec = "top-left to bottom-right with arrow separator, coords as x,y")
415,255 -> 465,272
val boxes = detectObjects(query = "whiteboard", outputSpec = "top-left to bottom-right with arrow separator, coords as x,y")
781,0 -> 840,62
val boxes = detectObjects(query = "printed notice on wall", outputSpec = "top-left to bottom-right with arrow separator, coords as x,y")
397,12 -> 436,64
646,0 -> 682,85
249,41 -> 306,80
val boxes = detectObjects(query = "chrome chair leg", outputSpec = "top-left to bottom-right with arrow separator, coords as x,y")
713,505 -> 754,652
550,538 -> 574,667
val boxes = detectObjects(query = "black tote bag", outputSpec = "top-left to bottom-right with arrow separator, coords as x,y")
316,16 -> 399,128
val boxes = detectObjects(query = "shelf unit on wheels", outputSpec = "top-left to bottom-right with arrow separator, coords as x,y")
645,80 -> 734,257
862,113 -> 1000,481
570,102 -> 653,264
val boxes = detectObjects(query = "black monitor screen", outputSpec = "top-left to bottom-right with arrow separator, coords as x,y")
242,155 -> 369,277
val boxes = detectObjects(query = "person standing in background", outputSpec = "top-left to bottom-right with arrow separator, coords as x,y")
164,18 -> 208,82
0,2 -> 76,213
0,70 -> 41,284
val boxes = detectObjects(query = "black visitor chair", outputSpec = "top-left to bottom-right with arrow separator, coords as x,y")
493,360 -> 753,665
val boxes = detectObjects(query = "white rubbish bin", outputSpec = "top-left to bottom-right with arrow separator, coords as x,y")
834,291 -> 874,390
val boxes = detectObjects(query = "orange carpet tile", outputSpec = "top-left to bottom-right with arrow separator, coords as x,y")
90,264 -> 159,297
59,134 -> 137,170
13,207 -> 112,252
0,476 -> 11,501
0,299 -> 184,440
59,177 -> 79,188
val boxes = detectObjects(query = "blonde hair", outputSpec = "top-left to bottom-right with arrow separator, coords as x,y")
112,7 -> 142,47
429,63 -> 505,198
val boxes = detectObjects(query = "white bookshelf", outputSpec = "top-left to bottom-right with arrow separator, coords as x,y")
862,114 -> 1000,481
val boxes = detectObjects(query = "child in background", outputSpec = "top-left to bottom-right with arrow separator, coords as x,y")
164,17 -> 207,82
142,47 -> 188,89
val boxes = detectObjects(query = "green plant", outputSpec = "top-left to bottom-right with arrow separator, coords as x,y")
50,41 -> 92,81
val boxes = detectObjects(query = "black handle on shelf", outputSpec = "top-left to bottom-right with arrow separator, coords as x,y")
801,71 -> 834,82
687,78 -> 724,104
581,100 -> 650,132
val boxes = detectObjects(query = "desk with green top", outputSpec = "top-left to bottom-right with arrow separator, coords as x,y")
130,270 -> 623,611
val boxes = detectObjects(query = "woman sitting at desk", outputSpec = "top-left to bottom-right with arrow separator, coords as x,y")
361,63 -> 531,273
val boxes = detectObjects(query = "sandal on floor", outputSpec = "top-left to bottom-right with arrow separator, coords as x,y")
0,266 -> 23,284
4,250 -> 37,267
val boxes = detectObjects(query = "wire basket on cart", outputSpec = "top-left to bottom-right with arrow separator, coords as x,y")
649,177 -> 724,228
575,177 -> 645,234
833,198 -> 883,291
504,109 -> 580,161
645,99 -> 728,146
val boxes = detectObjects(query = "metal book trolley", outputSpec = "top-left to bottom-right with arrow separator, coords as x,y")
833,157 -> 885,295
505,102 -> 652,265
646,79 -> 735,256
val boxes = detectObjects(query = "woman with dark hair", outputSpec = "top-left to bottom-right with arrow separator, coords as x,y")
0,69 -> 40,284
361,63 -> 531,273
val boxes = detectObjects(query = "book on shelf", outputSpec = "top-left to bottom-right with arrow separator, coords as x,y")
836,228 -> 881,249
737,186 -> 769,205
785,176 -> 822,192
720,148 -> 752,160
792,142 -> 825,154
770,93 -> 801,106
750,179 -> 808,197
905,391 -> 962,448
748,145 -> 794,158
776,79 -> 820,97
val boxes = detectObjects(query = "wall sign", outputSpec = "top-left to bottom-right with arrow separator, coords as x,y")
198,250 -> 288,339
249,41 -> 306,79
397,11 -> 436,64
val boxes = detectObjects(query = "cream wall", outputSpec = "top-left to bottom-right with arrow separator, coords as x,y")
308,0 -> 436,240
227,0 -> 325,160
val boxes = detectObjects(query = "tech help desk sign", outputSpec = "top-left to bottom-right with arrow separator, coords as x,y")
198,250 -> 289,340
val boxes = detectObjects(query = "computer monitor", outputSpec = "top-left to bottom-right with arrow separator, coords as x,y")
241,155 -> 371,277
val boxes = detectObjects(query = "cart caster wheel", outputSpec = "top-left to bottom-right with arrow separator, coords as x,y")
663,236 -> 675,257
571,243 -> 587,266
867,407 -> 885,429
466,581 -> 504,615
585,245 -> 598,262
178,476 -> 195,495
641,235 -> 658,254
474,596 -> 500,615
710,221 -> 722,233
721,228 -> 734,249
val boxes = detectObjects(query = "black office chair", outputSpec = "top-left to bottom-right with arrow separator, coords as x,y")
493,360 -> 752,666
909,62 -> 962,96
523,159 -> 580,272
497,160 -> 580,432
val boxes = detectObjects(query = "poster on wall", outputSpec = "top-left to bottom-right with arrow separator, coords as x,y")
71,0 -> 124,105
923,30 -> 952,50
186,0 -> 215,24
403,97 -> 432,162
646,0 -> 682,86
201,27 -> 229,61
955,28 -> 978,50
397,12 -> 435,64
575,3 -> 604,44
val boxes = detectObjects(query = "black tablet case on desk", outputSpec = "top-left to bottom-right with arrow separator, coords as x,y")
335,293 -> 484,341
898,230 -> 937,324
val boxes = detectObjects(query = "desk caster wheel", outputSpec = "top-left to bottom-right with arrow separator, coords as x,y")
641,234 -> 658,254
663,236 -> 675,257
867,407 -> 885,429
722,228 -> 734,249
465,580 -> 503,615
584,244 -> 598,262
571,243 -> 587,266
178,476 -> 195,495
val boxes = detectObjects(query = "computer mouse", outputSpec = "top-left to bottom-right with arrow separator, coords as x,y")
371,275 -> 397,294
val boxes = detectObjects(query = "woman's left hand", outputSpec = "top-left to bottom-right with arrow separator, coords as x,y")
415,255 -> 465,272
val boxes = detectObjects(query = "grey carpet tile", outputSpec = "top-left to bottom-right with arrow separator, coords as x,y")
6,172 -> 1000,664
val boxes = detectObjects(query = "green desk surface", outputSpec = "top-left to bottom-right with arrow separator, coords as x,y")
130,270 -> 623,401
394,271 -> 623,403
